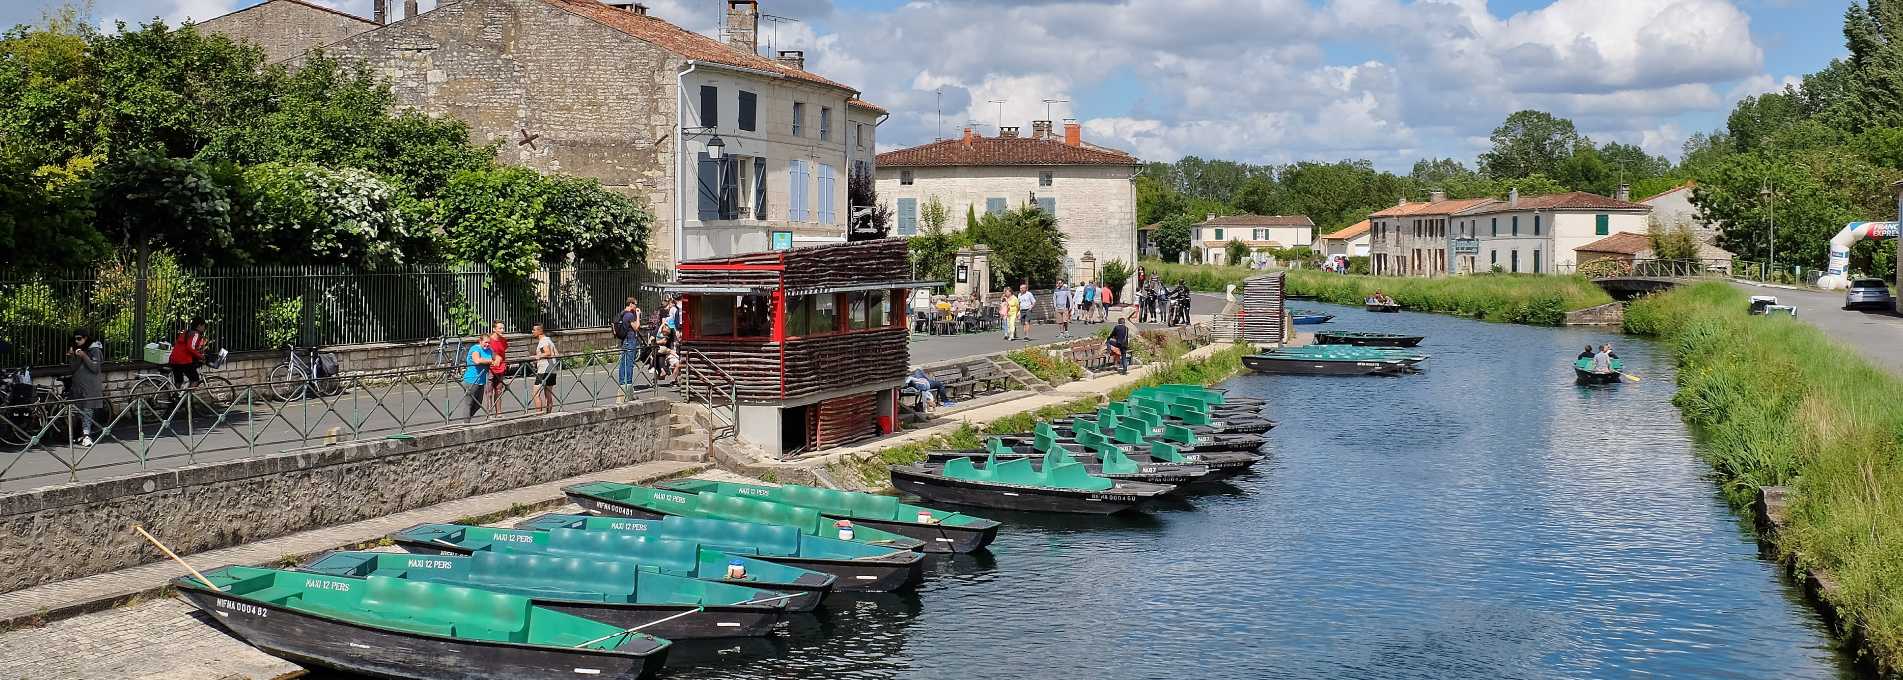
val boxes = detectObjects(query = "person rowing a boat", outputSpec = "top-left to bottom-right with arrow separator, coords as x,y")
1590,344 -> 1614,375
1577,345 -> 1595,360
1367,291 -> 1395,306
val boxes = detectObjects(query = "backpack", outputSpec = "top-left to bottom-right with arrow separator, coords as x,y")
613,312 -> 631,340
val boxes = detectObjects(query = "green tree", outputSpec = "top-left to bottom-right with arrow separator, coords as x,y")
89,20 -> 273,160
970,205 -> 1066,287
1151,213 -> 1195,263
1647,217 -> 1704,261
238,162 -> 422,265
0,12 -> 100,167
0,149 -> 104,270
907,197 -> 969,286
1478,110 -> 1582,179
536,175 -> 648,266
1099,259 -> 1131,296
91,150 -> 240,265
1494,174 -> 1569,199
1844,0 -> 1903,131
1224,239 -> 1249,266
437,166 -> 553,277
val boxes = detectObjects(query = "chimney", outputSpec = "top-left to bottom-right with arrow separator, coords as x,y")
726,1 -> 759,55
403,0 -> 418,19
962,127 -> 974,147
1063,120 -> 1081,147
1396,196 -> 1406,207
1032,120 -> 1053,140
775,50 -> 805,71
1616,183 -> 1631,202
1508,187 -> 1519,208
1205,213 -> 1217,222
999,126 -> 1019,139
374,0 -> 387,24
1428,189 -> 1446,203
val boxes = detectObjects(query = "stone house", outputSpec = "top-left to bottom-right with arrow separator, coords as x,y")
201,0 -> 883,268
1189,214 -> 1315,264
195,0 -> 378,63
1637,180 -> 1735,265
1453,190 -> 1653,274
874,123 -> 1140,298
1368,193 -> 1495,277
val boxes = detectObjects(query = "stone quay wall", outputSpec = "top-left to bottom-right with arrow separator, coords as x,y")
0,396 -> 670,593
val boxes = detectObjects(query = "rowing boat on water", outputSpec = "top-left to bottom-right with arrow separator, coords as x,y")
515,513 -> 923,592
889,452 -> 1174,514
564,482 -> 927,552
1314,331 -> 1424,347
175,565 -> 671,680
1572,357 -> 1625,385
654,479 -> 1000,554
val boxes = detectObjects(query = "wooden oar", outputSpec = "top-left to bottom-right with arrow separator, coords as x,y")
572,606 -> 704,648
735,592 -> 804,606
1621,372 -> 1644,383
131,525 -> 221,591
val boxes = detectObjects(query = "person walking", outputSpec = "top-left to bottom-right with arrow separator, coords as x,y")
485,320 -> 510,417
614,298 -> 641,397
1101,281 -> 1116,322
1079,280 -> 1096,324
1016,284 -> 1036,341
67,330 -> 104,447
1001,290 -> 1020,341
530,322 -> 558,415
1052,282 -> 1072,339
462,332 -> 495,422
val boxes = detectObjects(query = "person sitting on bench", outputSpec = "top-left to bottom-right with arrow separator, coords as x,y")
908,368 -> 955,408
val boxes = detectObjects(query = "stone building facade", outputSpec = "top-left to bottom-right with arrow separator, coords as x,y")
875,124 -> 1140,298
203,0 -> 880,267
195,0 -> 377,63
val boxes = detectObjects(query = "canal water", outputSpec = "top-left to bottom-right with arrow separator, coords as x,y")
664,302 -> 1857,679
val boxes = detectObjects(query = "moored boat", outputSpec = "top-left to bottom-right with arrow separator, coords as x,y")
1243,353 -> 1412,376
298,550 -> 789,639
1572,357 -> 1625,385
889,451 -> 1174,514
389,523 -> 835,612
1290,311 -> 1335,325
174,565 -> 671,680
924,435 -> 1213,486
654,479 -> 1000,554
1314,331 -> 1424,347
564,482 -> 926,552
515,514 -> 924,592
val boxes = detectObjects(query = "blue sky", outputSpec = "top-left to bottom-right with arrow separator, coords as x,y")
5,0 -> 1855,172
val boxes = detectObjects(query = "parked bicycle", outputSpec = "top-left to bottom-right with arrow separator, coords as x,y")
126,342 -> 236,413
268,345 -> 344,401
432,335 -> 471,384
0,366 -> 58,447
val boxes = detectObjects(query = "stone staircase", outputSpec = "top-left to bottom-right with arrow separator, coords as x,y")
659,402 -> 718,463
990,353 -> 1052,392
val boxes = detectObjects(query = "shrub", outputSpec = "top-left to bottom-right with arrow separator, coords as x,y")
1284,270 -> 1611,325
1005,347 -> 1084,385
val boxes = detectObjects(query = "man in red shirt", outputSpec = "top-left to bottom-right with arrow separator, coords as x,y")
486,319 -> 509,417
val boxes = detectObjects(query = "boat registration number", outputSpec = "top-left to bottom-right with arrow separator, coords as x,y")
216,598 -> 268,618
1091,495 -> 1137,503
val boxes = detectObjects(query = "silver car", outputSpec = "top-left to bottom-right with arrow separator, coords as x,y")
1845,278 -> 1895,310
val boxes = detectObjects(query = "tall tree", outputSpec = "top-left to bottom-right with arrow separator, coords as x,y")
1844,0 -> 1903,131
1478,110 -> 1582,180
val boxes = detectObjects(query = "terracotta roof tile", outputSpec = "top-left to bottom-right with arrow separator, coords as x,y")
847,98 -> 886,114
876,136 -> 1139,167
1576,232 -> 1653,255
542,0 -> 855,92
1322,220 -> 1369,240
1635,180 -> 1696,204
1200,214 -> 1314,227
1368,198 -> 1495,218
1464,191 -> 1650,215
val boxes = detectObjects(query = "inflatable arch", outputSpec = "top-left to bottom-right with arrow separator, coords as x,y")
1818,221 -> 1899,290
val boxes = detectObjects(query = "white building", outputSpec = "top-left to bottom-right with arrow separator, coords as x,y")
1368,194 -> 1495,276
875,123 -> 1140,296
1453,189 -> 1653,274
1189,214 -> 1315,264
1320,219 -> 1371,257
1637,180 -> 1735,264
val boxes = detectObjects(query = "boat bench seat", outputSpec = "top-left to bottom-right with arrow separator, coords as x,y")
700,493 -> 824,535
544,528 -> 698,576
467,552 -> 629,602
241,585 -> 305,605
297,600 -> 456,638
662,516 -> 802,557
1044,461 -> 1114,491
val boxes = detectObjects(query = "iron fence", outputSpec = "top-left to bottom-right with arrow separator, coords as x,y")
0,262 -> 655,369
0,347 -> 662,489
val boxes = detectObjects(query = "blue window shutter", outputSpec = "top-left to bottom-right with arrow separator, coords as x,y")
986,197 -> 1006,215
819,165 -> 836,224
737,91 -> 756,132
699,85 -> 717,129
897,198 -> 917,235
789,160 -> 805,221
1036,197 -> 1055,215
697,152 -> 719,220
754,156 -> 767,220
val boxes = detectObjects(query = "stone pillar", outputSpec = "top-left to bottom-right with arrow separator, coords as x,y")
1079,251 -> 1097,284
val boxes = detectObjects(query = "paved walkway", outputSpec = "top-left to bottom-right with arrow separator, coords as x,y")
906,295 -> 1227,365
1730,281 -> 1903,374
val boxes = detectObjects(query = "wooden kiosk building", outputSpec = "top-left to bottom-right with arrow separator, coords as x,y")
661,239 -> 931,457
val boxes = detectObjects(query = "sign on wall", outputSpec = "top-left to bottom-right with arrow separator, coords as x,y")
1453,237 -> 1480,254
771,230 -> 794,250
956,264 -> 969,283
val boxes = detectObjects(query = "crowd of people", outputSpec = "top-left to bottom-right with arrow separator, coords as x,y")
460,319 -> 562,421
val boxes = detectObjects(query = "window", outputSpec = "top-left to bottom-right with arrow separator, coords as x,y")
754,155 -> 767,220
986,197 -> 1006,215
820,107 -> 832,141
737,90 -> 756,132
1213,228 -> 1225,241
1533,249 -> 1542,273
696,153 -> 738,220
1039,171 -> 1053,187
785,294 -> 839,337
1254,229 -> 1267,241
900,170 -> 914,186
855,123 -> 866,150
1533,214 -> 1541,236
689,294 -> 772,339
792,102 -> 804,136
699,85 -> 718,129
1511,216 -> 1519,236
817,164 -> 836,224
1491,217 -> 1498,237
789,159 -> 808,221
1036,196 -> 1055,215
1491,250 -> 1498,266
866,290 -> 887,329
1595,214 -> 1610,235
1511,249 -> 1520,273
895,198 -> 918,235
847,292 -> 870,330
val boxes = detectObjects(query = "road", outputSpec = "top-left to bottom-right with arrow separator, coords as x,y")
1731,281 -> 1903,374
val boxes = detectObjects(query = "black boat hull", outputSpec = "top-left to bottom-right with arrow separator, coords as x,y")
1243,355 -> 1408,376
1365,304 -> 1402,313
539,601 -> 782,639
1314,333 -> 1424,347
754,554 -> 923,593
177,586 -> 667,680
830,515 -> 1000,554
922,450 -> 1211,486
1574,368 -> 1623,385
567,493 -> 928,552
391,537 -> 829,613
888,467 -> 1167,514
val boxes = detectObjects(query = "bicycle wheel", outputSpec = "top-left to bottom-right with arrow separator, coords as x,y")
266,363 -> 305,402
197,375 -> 237,411
127,375 -> 172,411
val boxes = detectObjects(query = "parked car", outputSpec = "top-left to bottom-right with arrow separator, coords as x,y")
1844,279 -> 1895,310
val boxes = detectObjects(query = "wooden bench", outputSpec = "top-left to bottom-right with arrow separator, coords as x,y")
898,358 -> 1014,417
1066,340 -> 1115,372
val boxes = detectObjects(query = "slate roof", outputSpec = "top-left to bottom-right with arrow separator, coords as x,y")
876,136 -> 1139,167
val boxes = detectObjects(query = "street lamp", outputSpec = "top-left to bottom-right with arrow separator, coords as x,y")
704,133 -> 725,160
1760,182 -> 1776,279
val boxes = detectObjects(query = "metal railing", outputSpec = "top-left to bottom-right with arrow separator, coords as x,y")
675,345 -> 738,448
0,347 -> 662,489
1559,258 -> 1737,278
0,262 -> 654,369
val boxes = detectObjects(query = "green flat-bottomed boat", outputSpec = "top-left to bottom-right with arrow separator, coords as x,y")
515,513 -> 924,592
655,479 -> 1001,553
564,482 -> 927,552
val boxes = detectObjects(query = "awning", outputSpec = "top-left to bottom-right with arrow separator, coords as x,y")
784,280 -> 944,296
640,283 -> 776,294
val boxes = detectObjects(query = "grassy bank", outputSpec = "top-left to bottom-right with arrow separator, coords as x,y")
1627,282 -> 1903,668
1287,270 -> 1612,325
832,342 -> 1254,487
1140,260 -> 1259,293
